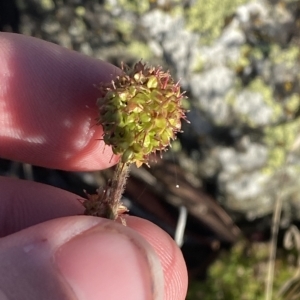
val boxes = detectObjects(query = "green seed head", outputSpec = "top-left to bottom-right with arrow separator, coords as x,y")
97,61 -> 187,167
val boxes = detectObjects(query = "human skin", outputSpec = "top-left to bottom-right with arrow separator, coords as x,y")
0,33 -> 188,300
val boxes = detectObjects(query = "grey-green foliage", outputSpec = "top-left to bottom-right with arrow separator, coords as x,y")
185,0 -> 249,43
222,0 -> 300,172
105,0 -> 150,14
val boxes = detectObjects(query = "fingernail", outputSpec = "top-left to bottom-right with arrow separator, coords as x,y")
55,221 -> 164,300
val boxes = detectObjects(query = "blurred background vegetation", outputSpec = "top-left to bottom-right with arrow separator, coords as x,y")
2,0 -> 300,299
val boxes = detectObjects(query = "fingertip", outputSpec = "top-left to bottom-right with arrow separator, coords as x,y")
56,219 -> 164,300
125,216 -> 188,300
0,216 -> 164,300
0,33 -> 121,170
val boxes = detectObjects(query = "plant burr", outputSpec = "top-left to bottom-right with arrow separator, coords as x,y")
82,61 -> 188,222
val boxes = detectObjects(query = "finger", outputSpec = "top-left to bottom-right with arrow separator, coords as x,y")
125,217 -> 188,300
0,32 -> 121,171
0,177 -> 188,299
0,176 -> 84,237
0,216 -> 164,300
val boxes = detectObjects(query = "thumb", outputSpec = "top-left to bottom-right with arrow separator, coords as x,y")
0,216 -> 164,300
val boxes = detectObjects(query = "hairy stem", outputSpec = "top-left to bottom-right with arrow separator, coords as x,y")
82,161 -> 130,220
105,161 -> 130,217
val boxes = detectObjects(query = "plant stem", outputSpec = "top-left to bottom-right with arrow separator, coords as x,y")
265,171 -> 285,300
105,161 -> 130,219
82,161 -> 131,220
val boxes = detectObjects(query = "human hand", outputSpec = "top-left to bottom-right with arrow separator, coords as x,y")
0,33 -> 188,300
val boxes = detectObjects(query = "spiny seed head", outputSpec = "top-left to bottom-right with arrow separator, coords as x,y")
97,61 -> 187,167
